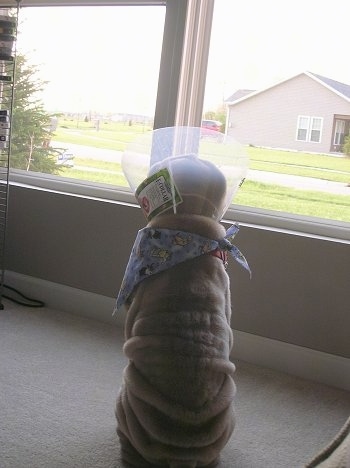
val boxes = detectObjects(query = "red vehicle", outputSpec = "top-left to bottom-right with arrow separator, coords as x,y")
201,119 -> 222,132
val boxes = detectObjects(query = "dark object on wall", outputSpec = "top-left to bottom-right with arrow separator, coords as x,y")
0,7 -> 19,309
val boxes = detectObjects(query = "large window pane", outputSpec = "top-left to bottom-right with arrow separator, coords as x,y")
204,0 -> 350,224
310,117 -> 322,143
13,5 -> 165,187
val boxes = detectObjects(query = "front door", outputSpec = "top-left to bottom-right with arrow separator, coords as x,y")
331,118 -> 350,152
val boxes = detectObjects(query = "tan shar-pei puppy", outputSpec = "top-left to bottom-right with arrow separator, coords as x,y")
115,149 -> 249,467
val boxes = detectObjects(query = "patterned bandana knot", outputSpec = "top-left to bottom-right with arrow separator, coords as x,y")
217,223 -> 252,276
114,223 -> 251,314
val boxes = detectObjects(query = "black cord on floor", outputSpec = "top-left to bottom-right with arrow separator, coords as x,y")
1,284 -> 45,308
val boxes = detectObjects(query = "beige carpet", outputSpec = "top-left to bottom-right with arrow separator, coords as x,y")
0,300 -> 349,468
306,416 -> 350,467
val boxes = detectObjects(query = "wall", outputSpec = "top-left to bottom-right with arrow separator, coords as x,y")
5,184 -> 350,359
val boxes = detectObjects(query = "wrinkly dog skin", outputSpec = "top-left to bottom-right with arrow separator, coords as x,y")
116,213 -> 236,468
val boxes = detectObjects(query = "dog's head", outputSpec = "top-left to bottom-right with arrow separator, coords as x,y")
159,156 -> 227,220
122,127 -> 247,222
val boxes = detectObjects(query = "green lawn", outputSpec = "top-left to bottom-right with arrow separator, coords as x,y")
235,181 -> 350,222
73,158 -> 121,171
54,119 -> 152,151
62,168 -> 127,186
54,119 -> 350,222
248,147 -> 350,183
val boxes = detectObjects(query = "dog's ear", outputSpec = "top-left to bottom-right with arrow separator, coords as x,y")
166,156 -> 227,220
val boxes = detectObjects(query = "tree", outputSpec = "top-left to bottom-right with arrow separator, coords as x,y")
9,54 -> 63,173
203,103 -> 227,133
343,135 -> 350,157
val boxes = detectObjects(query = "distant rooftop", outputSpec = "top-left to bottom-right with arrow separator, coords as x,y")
225,89 -> 255,103
225,72 -> 350,105
307,72 -> 350,99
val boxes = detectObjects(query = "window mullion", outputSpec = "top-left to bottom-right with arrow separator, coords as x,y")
175,0 -> 214,127
153,0 -> 189,129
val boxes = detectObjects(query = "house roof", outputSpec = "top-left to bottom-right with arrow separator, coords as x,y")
225,89 -> 255,102
308,72 -> 350,99
226,71 -> 350,105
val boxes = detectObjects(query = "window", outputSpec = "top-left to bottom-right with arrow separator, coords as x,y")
296,116 -> 323,143
296,116 -> 310,141
12,1 -> 167,190
11,0 -> 211,199
203,0 -> 350,236
310,117 -> 322,143
9,0 -> 350,240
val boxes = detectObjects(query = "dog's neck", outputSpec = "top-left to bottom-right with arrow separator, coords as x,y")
147,213 -> 227,240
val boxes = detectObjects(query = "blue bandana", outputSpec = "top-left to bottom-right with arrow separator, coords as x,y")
114,223 -> 251,313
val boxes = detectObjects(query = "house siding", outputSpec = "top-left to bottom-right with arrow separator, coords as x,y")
227,73 -> 350,153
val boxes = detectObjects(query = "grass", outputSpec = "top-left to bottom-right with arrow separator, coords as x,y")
250,161 -> 349,183
53,119 -> 152,151
235,181 -> 350,221
60,160 -> 350,222
247,146 -> 350,171
247,147 -> 350,183
73,158 -> 121,171
62,157 -> 127,185
62,168 -> 127,186
54,119 -> 350,222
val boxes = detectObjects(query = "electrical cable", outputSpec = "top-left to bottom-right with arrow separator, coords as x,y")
1,284 -> 45,308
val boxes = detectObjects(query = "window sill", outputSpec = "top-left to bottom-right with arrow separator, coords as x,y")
9,168 -> 134,205
224,206 -> 350,244
9,169 -> 350,243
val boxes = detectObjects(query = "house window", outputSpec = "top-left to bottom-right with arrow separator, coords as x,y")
296,116 -> 310,141
296,116 -> 322,143
309,117 -> 322,142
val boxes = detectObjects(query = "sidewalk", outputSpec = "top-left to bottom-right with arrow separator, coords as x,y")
248,169 -> 350,195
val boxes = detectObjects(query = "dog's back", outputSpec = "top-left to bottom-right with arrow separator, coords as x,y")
116,214 -> 236,467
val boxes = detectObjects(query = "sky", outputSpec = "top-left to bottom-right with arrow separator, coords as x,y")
16,5 -> 165,115
14,0 -> 350,115
204,0 -> 350,109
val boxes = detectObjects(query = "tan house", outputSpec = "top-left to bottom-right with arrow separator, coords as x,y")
226,71 -> 350,154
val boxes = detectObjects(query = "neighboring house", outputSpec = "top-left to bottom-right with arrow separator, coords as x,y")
226,71 -> 350,154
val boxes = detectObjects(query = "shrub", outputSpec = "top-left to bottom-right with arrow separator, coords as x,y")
343,135 -> 350,156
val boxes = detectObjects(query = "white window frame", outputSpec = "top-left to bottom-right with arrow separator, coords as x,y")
296,116 -> 309,141
6,0 -> 350,242
309,117 -> 322,142
296,115 -> 323,143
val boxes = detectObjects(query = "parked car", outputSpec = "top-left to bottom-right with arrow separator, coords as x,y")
56,150 -> 74,167
201,119 -> 222,132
